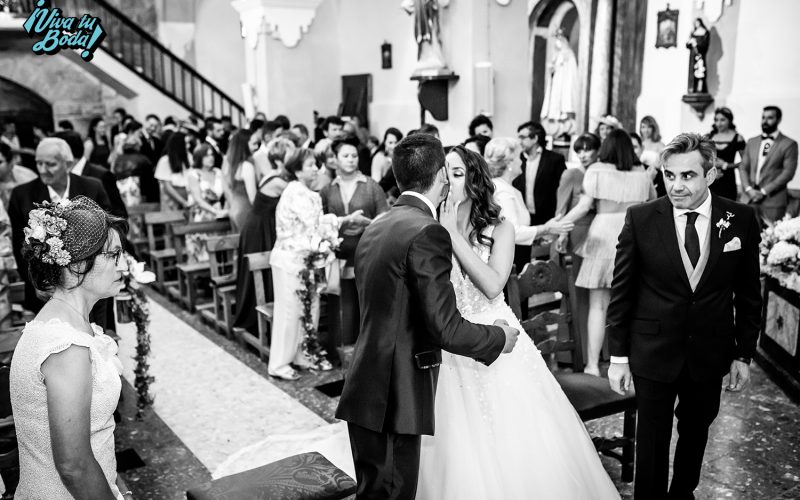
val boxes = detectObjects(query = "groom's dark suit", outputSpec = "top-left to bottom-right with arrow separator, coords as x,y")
607,195 -> 762,499
336,194 -> 506,499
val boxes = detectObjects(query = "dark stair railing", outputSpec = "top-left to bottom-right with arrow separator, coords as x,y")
14,0 -> 247,125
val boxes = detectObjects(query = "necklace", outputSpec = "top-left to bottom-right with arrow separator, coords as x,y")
50,297 -> 94,335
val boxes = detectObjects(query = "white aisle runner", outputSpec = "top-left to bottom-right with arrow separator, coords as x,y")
116,299 -> 330,474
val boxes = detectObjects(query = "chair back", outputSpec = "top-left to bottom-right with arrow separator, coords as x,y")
0,366 -> 11,419
144,210 -> 185,253
507,260 -> 584,371
206,234 -> 240,280
244,251 -> 271,307
169,219 -> 232,264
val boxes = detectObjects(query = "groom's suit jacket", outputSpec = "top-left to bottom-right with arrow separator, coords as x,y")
606,195 -> 762,383
336,194 -> 505,436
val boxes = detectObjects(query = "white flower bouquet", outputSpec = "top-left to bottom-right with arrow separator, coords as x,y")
760,215 -> 800,293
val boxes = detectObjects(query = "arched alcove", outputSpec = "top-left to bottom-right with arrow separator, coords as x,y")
0,76 -> 54,159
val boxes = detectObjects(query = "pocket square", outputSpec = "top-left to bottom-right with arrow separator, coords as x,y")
723,237 -> 741,252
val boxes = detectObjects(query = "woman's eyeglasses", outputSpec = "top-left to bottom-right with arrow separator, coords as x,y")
101,249 -> 123,266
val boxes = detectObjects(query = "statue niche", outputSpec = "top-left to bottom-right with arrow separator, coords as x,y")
541,29 -> 578,143
681,17 -> 714,119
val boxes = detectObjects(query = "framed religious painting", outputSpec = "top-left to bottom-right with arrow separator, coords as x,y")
656,7 -> 679,48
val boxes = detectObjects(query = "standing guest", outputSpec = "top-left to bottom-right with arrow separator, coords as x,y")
510,122 -> 567,270
367,135 -> 380,155
321,136 -> 389,361
370,127 -> 403,183
205,117 -> 228,156
596,115 -> 621,142
464,134 -> 490,156
291,123 -> 313,149
321,116 -> 345,141
8,139 -> 112,316
10,196 -> 132,500
0,142 -> 37,208
607,133 -> 762,500
555,133 -> 601,360
83,116 -> 112,169
706,107 -> 746,201
485,139 -> 572,256
154,132 -> 191,212
223,129 -> 262,231
342,121 -> 372,176
739,105 -> 798,223
0,121 -> 21,151
313,139 -> 336,192
560,129 -> 656,376
638,115 -> 666,169
185,144 -> 226,263
159,116 -> 178,156
112,133 -> 151,207
633,131 -> 666,197
273,115 -> 291,135
109,107 -> 127,139
231,141 -> 293,338
268,149 -> 336,380
220,115 -> 235,137
139,115 -> 163,203
468,114 -> 494,138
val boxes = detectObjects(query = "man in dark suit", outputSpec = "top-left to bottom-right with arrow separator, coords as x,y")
739,105 -> 798,224
8,138 -> 113,322
511,121 -> 566,271
139,114 -> 163,166
336,133 -> 518,499
607,133 -> 762,499
53,130 -> 127,219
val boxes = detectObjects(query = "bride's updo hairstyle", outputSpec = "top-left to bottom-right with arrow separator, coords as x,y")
449,145 -> 503,247
22,196 -> 128,293
484,137 -> 521,178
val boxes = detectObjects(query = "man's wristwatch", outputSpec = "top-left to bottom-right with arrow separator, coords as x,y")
734,356 -> 751,364
760,188 -> 768,196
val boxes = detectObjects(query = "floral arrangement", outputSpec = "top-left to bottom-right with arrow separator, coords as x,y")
22,202 -> 71,266
760,215 -> 800,293
296,214 -> 341,368
116,253 -> 156,419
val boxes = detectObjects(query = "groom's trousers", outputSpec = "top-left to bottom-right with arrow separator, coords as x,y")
633,365 -> 723,500
347,422 -> 420,500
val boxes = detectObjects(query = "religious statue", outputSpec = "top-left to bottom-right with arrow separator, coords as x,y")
402,0 -> 450,75
540,29 -> 578,141
686,18 -> 710,94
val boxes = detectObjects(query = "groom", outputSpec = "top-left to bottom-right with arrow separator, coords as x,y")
607,133 -> 762,499
336,133 -> 518,499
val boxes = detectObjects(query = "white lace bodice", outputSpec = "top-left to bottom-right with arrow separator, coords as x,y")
450,226 -> 506,317
10,319 -> 124,500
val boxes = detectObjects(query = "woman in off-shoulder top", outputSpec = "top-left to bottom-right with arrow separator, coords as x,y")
10,196 -> 131,499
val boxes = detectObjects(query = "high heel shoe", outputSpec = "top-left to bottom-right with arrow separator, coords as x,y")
268,367 -> 301,381
312,359 -> 333,372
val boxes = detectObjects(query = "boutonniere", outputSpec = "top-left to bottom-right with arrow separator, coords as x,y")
716,211 -> 734,238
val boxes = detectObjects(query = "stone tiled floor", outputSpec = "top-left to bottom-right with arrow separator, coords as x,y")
113,290 -> 800,499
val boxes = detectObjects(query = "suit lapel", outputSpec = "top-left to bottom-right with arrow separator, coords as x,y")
656,198 -> 692,291
695,198 -> 724,293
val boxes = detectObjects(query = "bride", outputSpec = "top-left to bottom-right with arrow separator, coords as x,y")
416,145 -> 620,499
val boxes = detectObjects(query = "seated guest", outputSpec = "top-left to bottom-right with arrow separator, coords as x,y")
10,196 -> 131,500
269,149 -> 338,380
83,115 -> 112,169
232,138 -> 294,336
185,144 -> 226,263
370,127 -> 403,183
321,136 -> 389,360
8,139 -> 111,317
0,142 -> 37,208
154,132 -> 191,212
223,128 -> 262,231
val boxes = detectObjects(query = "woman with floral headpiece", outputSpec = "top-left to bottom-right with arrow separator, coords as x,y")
9,196 -> 133,499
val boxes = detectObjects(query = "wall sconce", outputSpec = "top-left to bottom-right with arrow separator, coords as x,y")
381,41 -> 392,69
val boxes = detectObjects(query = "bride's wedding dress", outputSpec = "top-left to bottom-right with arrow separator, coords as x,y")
416,228 -> 620,499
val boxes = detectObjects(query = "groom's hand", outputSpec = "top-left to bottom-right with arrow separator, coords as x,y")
494,319 -> 519,353
726,360 -> 751,392
608,362 -> 633,395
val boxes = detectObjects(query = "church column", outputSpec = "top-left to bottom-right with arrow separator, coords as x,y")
231,0 -> 323,118
588,0 -> 613,131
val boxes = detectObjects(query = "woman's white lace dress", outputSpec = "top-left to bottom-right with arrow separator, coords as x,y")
417,228 -> 620,499
10,319 -> 124,500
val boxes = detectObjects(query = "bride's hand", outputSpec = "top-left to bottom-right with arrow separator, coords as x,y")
439,192 -> 460,236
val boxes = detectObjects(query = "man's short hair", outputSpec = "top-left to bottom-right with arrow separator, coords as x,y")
52,130 -> 84,159
37,137 -> 74,164
392,133 -> 445,193
57,120 -> 74,131
321,116 -> 344,132
468,114 -> 493,137
206,117 -> 221,130
764,105 -> 783,122
113,107 -> 127,116
274,114 -> 291,130
145,114 -> 161,123
331,135 -> 360,155
164,116 -> 177,126
660,133 -> 716,173
517,121 -> 547,148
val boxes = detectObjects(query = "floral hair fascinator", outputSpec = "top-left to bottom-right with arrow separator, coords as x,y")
22,196 -> 111,267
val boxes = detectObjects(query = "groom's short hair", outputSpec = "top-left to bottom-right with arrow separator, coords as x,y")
393,133 -> 445,193
660,133 -> 716,173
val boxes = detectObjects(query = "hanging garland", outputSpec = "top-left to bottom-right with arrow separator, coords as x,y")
296,215 -> 341,368
117,254 -> 156,420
